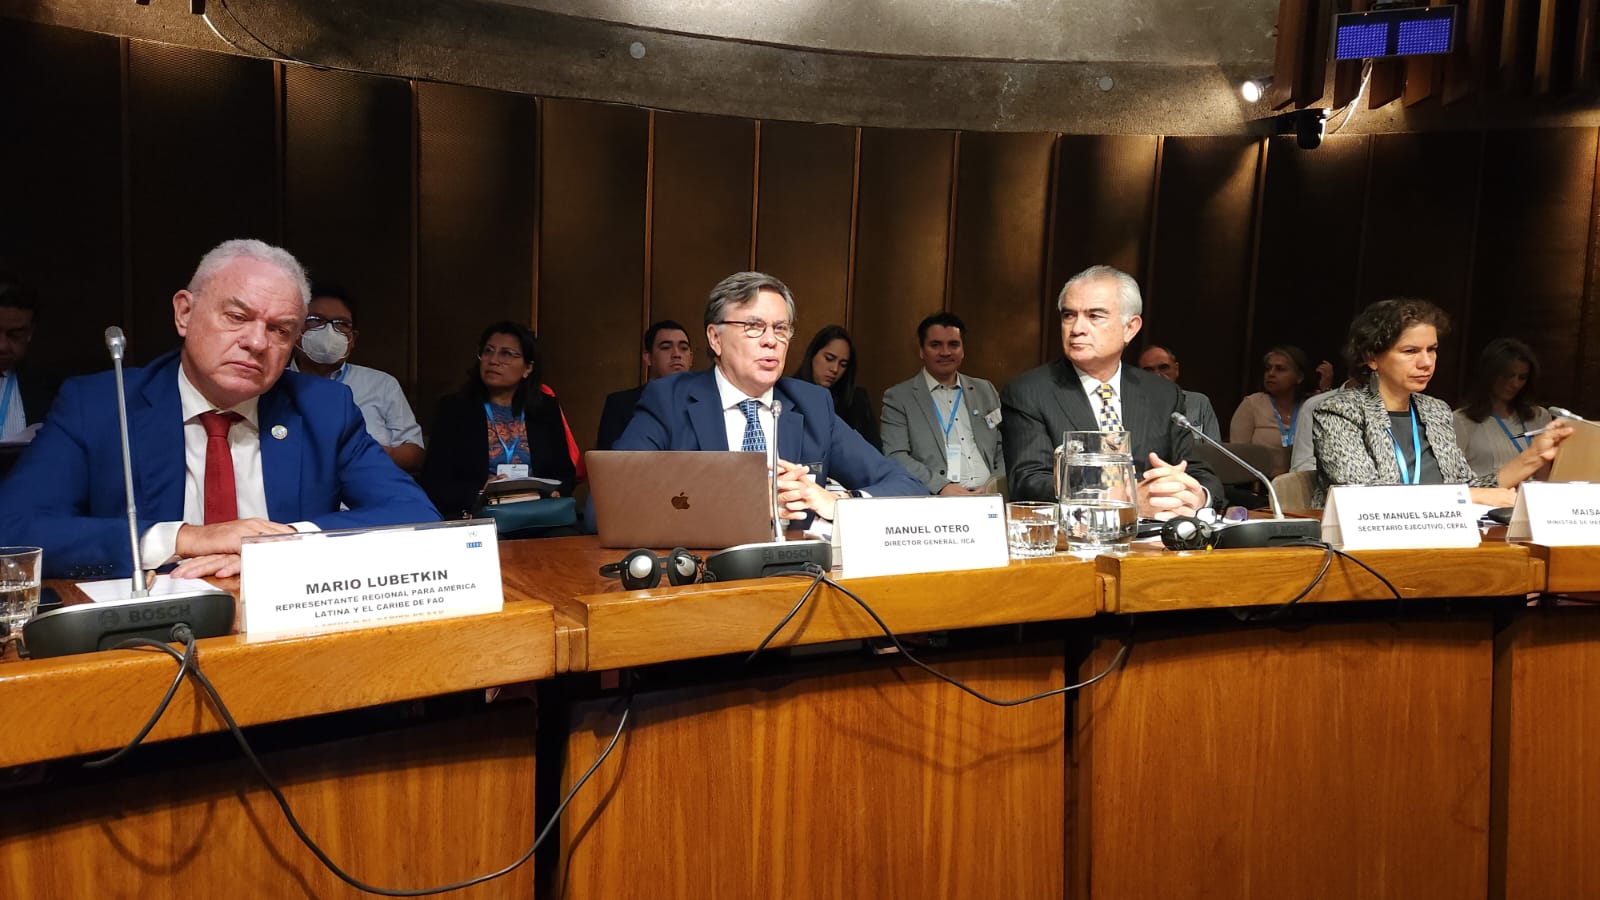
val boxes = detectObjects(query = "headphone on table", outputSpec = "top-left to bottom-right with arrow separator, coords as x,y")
1160,515 -> 1219,552
599,548 -> 704,590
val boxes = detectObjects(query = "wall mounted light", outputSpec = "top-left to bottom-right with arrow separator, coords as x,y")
1240,76 -> 1273,103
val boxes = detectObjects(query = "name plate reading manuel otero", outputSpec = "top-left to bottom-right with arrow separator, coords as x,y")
1507,481 -> 1600,546
1321,484 -> 1479,550
833,494 -> 1009,579
239,520 -> 503,638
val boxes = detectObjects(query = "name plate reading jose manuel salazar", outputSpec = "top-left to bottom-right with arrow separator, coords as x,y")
239,520 -> 503,638
833,495 -> 1008,579
1321,484 -> 1479,550
1507,481 -> 1600,546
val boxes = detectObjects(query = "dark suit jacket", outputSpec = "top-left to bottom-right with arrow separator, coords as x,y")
615,370 -> 925,501
999,359 -> 1224,508
0,351 -> 440,578
595,384 -> 644,453
421,390 -> 579,519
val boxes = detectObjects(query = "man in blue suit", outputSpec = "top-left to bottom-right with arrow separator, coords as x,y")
615,271 -> 925,527
0,239 -> 438,580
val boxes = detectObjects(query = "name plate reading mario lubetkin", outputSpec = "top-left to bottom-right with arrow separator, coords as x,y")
238,520 -> 503,638
1321,484 -> 1480,551
1507,481 -> 1600,546
833,495 -> 1009,579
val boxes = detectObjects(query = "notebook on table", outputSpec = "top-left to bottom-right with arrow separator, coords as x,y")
1549,418 -> 1600,483
586,450 -> 775,549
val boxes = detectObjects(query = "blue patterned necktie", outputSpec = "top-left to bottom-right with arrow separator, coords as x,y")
1096,383 -> 1122,431
738,399 -> 767,452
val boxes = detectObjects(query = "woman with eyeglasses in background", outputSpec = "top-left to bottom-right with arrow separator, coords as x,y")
419,321 -> 582,519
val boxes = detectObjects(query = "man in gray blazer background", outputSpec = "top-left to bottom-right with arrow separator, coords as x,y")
1000,265 -> 1223,519
880,313 -> 1002,495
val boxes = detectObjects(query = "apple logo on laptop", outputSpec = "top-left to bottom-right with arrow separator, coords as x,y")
671,492 -> 691,510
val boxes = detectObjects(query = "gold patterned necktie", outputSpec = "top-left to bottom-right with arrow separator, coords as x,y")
1095,383 -> 1122,432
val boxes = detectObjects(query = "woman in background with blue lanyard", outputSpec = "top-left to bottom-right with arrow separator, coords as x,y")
1452,337 -> 1555,476
420,321 -> 579,519
1312,300 -> 1571,507
1230,344 -> 1316,460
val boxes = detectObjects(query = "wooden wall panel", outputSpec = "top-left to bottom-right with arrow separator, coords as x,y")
283,66 -> 414,391
0,21 -> 124,375
649,112 -> 756,362
539,100 -> 649,451
1147,136 -> 1263,417
1466,127 -> 1596,407
415,82 -> 538,426
1358,132 -> 1483,405
754,122 -> 855,344
851,129 -> 957,405
1253,134 -> 1373,386
949,132 -> 1054,389
125,43 -> 278,364
1048,135 -> 1160,362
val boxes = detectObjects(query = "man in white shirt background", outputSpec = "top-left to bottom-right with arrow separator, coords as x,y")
289,284 -> 425,473
0,278 -> 59,449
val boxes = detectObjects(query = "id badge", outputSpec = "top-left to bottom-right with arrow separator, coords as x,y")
945,444 -> 962,483
497,464 -> 530,478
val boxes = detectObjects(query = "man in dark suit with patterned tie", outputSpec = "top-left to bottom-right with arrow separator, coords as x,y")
1000,265 -> 1223,519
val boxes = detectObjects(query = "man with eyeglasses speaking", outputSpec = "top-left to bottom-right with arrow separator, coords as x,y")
613,271 -> 925,528
289,284 -> 425,473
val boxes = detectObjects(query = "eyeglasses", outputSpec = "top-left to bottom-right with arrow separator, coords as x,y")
717,319 -> 795,342
478,347 -> 524,362
304,315 -> 355,335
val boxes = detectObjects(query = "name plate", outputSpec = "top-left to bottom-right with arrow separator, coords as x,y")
1507,481 -> 1600,546
239,520 -> 503,638
833,495 -> 1009,579
1321,484 -> 1479,550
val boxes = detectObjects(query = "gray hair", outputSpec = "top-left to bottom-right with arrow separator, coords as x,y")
187,239 -> 312,308
704,271 -> 797,329
1058,264 -> 1142,324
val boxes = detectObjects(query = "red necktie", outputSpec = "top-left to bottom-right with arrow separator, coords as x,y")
199,411 -> 242,524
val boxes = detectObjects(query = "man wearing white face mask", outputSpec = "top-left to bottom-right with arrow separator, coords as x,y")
290,285 -> 425,473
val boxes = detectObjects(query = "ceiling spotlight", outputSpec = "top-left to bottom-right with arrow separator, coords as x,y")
1240,76 -> 1273,103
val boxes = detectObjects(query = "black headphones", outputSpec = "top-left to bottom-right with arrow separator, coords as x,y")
1161,515 -> 1218,552
599,548 -> 703,590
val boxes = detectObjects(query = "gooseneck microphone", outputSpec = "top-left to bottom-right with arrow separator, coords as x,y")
106,326 -> 146,598
20,327 -> 236,658
1550,406 -> 1590,424
1169,411 -> 1321,549
769,399 -> 785,542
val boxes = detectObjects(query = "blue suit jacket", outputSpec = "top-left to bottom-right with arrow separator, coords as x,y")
0,351 -> 439,578
614,370 -> 926,501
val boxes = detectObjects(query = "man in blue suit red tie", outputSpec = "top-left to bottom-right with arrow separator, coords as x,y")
613,271 -> 925,529
0,239 -> 439,579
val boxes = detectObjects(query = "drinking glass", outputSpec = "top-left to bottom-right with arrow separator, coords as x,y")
0,546 -> 43,645
1005,502 -> 1059,559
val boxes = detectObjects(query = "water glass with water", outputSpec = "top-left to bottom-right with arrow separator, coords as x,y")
1,546 -> 43,643
1005,502 -> 1059,559
1059,436 -> 1139,556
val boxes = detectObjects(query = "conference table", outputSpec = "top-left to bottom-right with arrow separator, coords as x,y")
2,535 -> 1598,899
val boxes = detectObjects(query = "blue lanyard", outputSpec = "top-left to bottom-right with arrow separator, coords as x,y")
0,373 -> 14,434
1492,414 -> 1526,452
933,384 -> 964,442
1272,402 -> 1298,448
484,402 -> 525,465
1386,401 -> 1423,485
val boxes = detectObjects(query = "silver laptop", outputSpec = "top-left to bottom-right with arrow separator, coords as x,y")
587,450 -> 775,549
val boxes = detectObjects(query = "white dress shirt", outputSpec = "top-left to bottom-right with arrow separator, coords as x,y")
289,360 -> 424,449
140,366 -> 315,566
714,366 -> 776,453
0,370 -> 27,441
924,369 -> 991,488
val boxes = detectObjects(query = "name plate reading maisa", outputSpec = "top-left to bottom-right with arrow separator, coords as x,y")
239,521 -> 503,638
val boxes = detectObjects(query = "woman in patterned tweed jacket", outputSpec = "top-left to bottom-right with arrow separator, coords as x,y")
1312,299 -> 1571,508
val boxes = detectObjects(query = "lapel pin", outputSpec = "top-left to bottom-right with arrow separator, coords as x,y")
271,425 -> 288,440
